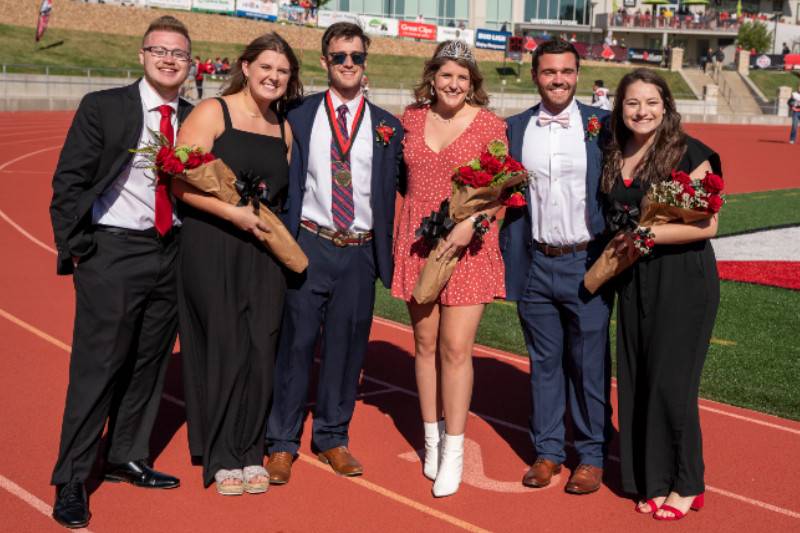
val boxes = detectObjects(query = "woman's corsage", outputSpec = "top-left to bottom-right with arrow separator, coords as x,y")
375,120 -> 396,146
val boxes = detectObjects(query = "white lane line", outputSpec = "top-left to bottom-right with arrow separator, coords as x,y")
1,306 -> 799,520
0,145 -> 62,171
371,317 -> 800,436
0,474 -> 95,532
0,209 -> 57,256
0,135 -> 66,148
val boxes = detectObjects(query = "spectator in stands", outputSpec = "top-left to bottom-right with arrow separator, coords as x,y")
194,56 -> 206,98
220,57 -> 231,75
702,47 -> 712,73
713,47 -> 725,78
592,79 -> 611,110
789,83 -> 800,144
213,56 -> 223,74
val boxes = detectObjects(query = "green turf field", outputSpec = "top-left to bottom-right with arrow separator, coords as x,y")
748,70 -> 800,102
0,23 -> 695,98
374,188 -> 800,421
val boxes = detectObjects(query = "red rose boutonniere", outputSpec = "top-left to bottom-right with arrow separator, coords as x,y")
375,120 -> 395,146
586,115 -> 601,141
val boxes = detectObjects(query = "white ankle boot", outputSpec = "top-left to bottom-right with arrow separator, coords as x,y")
432,433 -> 464,497
423,420 -> 445,480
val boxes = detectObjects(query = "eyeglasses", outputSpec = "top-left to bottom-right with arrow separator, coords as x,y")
142,46 -> 191,62
328,52 -> 367,66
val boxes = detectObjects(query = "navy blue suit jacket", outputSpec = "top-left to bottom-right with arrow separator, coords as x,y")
283,91 -> 404,288
500,101 -> 610,301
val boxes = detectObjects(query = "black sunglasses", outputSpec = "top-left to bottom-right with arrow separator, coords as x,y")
328,52 -> 367,66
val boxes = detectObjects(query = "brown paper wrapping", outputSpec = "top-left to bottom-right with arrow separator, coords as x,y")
583,199 -> 714,294
176,159 -> 308,273
411,172 -> 528,304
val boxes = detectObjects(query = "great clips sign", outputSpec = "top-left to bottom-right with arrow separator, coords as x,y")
398,20 -> 437,40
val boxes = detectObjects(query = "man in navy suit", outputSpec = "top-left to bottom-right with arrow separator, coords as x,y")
265,22 -> 403,483
501,40 -> 612,495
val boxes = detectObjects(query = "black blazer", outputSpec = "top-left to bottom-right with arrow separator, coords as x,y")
49,80 -> 193,275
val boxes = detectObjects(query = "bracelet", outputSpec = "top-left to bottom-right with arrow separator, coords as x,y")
632,226 -> 656,256
471,214 -> 492,241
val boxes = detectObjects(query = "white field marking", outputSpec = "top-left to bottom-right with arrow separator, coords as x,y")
0,135 -> 68,148
0,209 -> 58,256
370,317 -> 800,436
2,307 -> 800,521
1,169 -> 54,174
0,145 -> 62,171
0,128 -> 63,139
0,474 -> 95,533
398,438 -> 542,493
712,227 -> 800,261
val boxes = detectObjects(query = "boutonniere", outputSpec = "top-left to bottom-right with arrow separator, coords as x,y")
586,115 -> 601,141
375,120 -> 396,146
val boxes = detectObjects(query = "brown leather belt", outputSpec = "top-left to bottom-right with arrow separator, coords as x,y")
301,219 -> 373,247
535,241 -> 589,257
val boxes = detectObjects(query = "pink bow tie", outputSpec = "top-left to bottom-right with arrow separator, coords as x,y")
538,113 -> 570,128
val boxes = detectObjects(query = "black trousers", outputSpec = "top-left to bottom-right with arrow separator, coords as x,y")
51,230 -> 179,485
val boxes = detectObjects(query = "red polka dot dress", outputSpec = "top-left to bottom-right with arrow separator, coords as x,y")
391,105 -> 508,306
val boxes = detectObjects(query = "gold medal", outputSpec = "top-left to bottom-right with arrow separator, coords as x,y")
334,169 -> 352,188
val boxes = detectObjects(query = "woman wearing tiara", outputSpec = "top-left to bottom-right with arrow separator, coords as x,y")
391,40 -> 508,497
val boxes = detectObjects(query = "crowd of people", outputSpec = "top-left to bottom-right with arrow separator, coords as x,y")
48,15 -> 722,529
610,6 -> 777,31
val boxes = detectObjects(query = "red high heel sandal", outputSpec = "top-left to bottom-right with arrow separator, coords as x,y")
653,493 -> 705,521
635,499 -> 660,514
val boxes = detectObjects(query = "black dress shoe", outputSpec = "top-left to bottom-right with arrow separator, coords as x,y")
104,460 -> 180,489
52,481 -> 90,529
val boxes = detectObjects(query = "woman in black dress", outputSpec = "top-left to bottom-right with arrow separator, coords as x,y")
172,33 -> 302,495
601,68 -> 721,520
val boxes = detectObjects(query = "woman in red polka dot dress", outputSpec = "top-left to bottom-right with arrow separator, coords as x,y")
391,40 -> 508,498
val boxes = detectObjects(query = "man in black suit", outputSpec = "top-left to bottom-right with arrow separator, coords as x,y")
49,16 -> 193,529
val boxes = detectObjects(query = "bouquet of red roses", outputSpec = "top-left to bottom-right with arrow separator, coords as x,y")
135,132 -> 308,273
412,140 -> 528,304
583,169 -> 724,294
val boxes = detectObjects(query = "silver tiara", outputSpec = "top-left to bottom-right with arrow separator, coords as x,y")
435,40 -> 475,64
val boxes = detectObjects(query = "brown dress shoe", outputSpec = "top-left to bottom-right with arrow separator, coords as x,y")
318,446 -> 363,477
266,452 -> 293,485
565,464 -> 603,494
522,457 -> 562,488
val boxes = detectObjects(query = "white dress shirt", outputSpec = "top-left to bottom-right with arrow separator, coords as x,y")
521,99 -> 592,246
92,78 -> 181,229
301,90 -> 373,232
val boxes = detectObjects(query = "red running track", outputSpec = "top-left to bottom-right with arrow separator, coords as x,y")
1,112 -> 799,532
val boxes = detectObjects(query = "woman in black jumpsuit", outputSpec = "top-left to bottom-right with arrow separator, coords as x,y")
172,33 -> 302,494
601,69 -> 721,521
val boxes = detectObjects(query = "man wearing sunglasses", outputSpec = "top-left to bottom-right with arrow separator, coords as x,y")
49,16 -> 193,528
266,22 -> 404,484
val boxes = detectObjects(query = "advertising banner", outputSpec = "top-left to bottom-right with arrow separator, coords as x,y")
358,15 -> 399,37
236,0 -> 278,20
627,48 -> 663,64
192,0 -> 235,13
436,26 -> 474,45
398,20 -> 437,40
474,28 -> 510,51
35,0 -> 52,42
317,10 -> 360,28
146,0 -> 192,9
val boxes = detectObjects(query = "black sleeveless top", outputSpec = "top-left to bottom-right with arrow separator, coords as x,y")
212,97 -> 289,212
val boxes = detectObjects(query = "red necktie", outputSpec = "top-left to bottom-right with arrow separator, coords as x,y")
155,104 -> 174,236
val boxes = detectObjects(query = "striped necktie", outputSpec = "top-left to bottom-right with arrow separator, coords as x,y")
331,103 -> 354,230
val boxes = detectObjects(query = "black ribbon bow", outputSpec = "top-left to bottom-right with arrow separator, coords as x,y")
235,170 -> 270,215
606,200 -> 641,233
415,199 -> 455,244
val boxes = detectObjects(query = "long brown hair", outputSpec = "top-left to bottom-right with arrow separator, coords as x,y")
412,40 -> 489,107
601,68 -> 686,193
222,32 -> 303,115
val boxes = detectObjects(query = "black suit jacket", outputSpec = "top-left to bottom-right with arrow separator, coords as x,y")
50,80 -> 193,275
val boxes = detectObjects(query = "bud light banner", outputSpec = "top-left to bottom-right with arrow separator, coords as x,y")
236,0 -> 278,20
474,28 -> 510,51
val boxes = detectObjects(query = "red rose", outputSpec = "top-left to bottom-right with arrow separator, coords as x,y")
706,194 -> 723,213
503,191 -> 526,208
702,172 -> 724,195
456,165 -> 476,186
588,117 -> 601,134
156,146 -> 172,167
479,152 -> 503,175
472,170 -> 494,188
503,157 -> 524,173
161,153 -> 185,175
645,238 -> 655,248
671,169 -> 692,186
185,151 -> 204,169
202,152 -> 216,163
681,184 -> 696,197
480,219 -> 491,229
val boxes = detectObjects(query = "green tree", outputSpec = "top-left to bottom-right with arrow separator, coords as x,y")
736,21 -> 773,53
